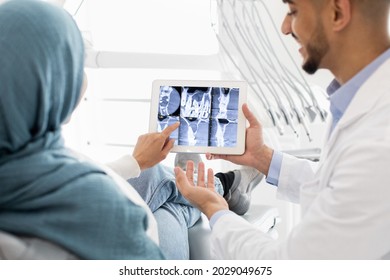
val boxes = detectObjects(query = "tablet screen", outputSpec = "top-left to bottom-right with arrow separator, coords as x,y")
157,85 -> 240,147
149,79 -> 247,155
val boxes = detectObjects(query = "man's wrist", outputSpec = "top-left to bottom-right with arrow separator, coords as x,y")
256,145 -> 274,176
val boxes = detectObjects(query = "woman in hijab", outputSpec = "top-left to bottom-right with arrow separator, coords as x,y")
0,0 -> 167,259
0,0 -> 257,260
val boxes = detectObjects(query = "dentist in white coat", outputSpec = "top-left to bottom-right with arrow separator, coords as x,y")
174,0 -> 390,259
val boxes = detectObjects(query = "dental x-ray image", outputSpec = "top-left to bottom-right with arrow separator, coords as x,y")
157,85 -> 239,147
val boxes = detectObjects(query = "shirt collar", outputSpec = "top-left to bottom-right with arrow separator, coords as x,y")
327,48 -> 390,119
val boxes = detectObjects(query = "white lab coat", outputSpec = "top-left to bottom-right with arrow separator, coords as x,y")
210,59 -> 390,259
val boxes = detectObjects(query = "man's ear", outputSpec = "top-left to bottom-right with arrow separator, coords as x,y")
330,0 -> 352,31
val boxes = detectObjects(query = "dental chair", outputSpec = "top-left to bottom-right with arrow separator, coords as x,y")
0,230 -> 77,260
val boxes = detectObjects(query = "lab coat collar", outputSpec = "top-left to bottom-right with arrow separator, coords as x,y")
324,58 -> 390,155
326,48 -> 390,137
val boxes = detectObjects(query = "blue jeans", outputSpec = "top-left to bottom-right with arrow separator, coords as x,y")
128,164 -> 223,260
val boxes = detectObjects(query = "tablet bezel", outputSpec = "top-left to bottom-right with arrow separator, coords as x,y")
149,79 -> 247,155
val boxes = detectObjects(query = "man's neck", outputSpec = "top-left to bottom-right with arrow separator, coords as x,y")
331,40 -> 390,85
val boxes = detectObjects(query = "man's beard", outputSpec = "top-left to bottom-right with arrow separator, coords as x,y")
302,21 -> 330,74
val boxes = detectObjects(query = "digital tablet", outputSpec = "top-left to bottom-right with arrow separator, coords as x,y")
149,79 -> 247,154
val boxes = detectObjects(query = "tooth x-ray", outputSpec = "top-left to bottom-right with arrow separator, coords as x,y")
157,85 -> 240,147
149,79 -> 247,154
